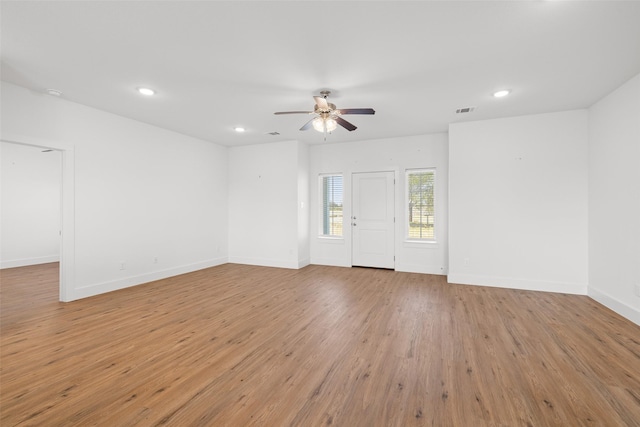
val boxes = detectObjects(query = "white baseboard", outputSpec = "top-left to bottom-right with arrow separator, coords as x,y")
309,257 -> 352,268
72,257 -> 228,300
395,262 -> 447,275
1,255 -> 60,269
447,273 -> 587,295
297,258 -> 310,269
588,287 -> 640,326
227,256 -> 302,270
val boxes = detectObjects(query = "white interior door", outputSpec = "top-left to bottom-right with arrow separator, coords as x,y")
352,171 -> 395,269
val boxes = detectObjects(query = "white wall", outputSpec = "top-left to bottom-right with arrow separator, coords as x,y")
1,81 -> 228,300
4,73 -> 638,331
588,73 -> 640,324
309,134 -> 449,274
228,140 -> 309,269
297,142 -> 310,266
449,110 -> 589,294
1,142 -> 61,268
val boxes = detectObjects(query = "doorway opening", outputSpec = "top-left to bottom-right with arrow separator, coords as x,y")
1,137 -> 75,302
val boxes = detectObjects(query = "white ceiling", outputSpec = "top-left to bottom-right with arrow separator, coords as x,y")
2,1 -> 640,147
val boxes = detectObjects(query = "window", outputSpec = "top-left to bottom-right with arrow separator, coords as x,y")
320,174 -> 343,237
407,169 -> 435,240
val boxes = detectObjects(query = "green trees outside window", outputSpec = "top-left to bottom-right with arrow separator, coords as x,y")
321,175 -> 343,237
407,170 -> 435,240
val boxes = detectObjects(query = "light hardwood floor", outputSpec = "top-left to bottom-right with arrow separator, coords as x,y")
1,263 -> 639,426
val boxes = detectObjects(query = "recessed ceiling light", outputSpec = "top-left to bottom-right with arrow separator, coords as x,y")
493,90 -> 510,98
137,87 -> 155,96
234,127 -> 246,133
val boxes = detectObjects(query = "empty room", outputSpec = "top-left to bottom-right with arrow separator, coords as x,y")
1,1 -> 639,426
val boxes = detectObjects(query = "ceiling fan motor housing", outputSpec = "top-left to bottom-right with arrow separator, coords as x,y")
314,103 -> 337,116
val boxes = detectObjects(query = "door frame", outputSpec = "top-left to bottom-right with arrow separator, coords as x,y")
350,169 -> 398,269
2,133 -> 76,302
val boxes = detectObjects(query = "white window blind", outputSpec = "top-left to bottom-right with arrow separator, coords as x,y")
320,175 -> 343,237
407,169 -> 435,240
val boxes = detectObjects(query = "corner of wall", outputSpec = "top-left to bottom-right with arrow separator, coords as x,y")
588,288 -> 640,326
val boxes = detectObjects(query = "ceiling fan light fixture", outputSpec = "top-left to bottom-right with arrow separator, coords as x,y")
312,117 -> 325,132
274,91 -> 373,134
325,118 -> 337,132
312,117 -> 337,133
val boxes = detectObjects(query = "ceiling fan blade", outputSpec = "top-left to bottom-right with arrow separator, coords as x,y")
300,118 -> 315,131
336,116 -> 357,132
337,108 -> 375,115
314,96 -> 329,110
274,111 -> 314,115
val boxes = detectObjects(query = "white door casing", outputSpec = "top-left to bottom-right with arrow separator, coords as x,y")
1,135 -> 75,302
351,171 -> 395,269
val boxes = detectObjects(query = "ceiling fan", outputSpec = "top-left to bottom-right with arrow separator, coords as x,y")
274,91 -> 375,133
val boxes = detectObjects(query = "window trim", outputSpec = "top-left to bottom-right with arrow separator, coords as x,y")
405,168 -> 436,242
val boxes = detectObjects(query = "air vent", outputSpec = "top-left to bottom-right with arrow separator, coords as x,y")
46,89 -> 63,97
267,131 -> 280,136
456,106 -> 476,114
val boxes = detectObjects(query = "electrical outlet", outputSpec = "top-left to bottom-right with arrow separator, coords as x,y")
463,257 -> 470,267
119,262 -> 126,270
153,257 -> 158,264
635,284 -> 640,297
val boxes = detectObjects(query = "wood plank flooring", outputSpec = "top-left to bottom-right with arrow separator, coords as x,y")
1,262 -> 639,426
